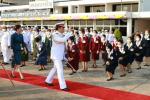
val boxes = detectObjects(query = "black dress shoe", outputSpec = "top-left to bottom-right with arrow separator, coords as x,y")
144,64 -> 149,66
43,68 -> 47,70
2,62 -> 9,65
85,70 -> 88,72
69,72 -> 74,75
38,68 -> 43,71
120,74 -> 126,77
82,70 -> 85,72
20,65 -> 25,67
61,88 -> 70,91
45,82 -> 54,86
137,67 -> 141,70
107,77 -> 114,81
21,64 -> 26,67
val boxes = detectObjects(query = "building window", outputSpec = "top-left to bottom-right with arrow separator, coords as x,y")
5,21 -> 20,25
104,20 -> 110,25
115,19 -> 127,25
50,8 -> 53,14
68,20 -> 74,25
132,4 -> 138,12
43,20 -> 63,25
62,7 -> 68,14
72,6 -> 78,13
23,21 -> 41,25
120,27 -> 127,36
87,20 -> 93,25
0,21 -> 3,25
74,20 -> 79,25
80,20 -> 86,25
113,3 -> 138,12
85,6 -> 90,13
93,6 -> 105,12
85,5 -> 105,13
29,0 -> 35,2
96,20 -> 103,25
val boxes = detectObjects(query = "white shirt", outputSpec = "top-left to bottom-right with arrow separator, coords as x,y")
51,31 -> 72,60
107,34 -> 114,43
136,40 -> 142,47
39,31 -> 46,43
119,47 -> 125,54
107,50 -> 114,60
23,30 -> 30,45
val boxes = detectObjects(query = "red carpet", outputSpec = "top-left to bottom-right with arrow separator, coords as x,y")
0,69 -> 150,100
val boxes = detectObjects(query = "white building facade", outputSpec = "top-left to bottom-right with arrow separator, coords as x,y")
0,0 -> 150,36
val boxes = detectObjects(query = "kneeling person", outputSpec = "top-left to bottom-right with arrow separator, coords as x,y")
35,35 -> 47,71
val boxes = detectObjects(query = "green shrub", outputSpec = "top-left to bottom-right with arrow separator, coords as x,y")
114,28 -> 122,41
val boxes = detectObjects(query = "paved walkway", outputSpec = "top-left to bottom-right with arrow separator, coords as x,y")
0,60 -> 150,100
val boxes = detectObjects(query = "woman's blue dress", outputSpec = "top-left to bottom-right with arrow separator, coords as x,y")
35,42 -> 48,65
11,33 -> 25,67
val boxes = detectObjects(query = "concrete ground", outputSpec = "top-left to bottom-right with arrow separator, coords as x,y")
0,58 -> 150,100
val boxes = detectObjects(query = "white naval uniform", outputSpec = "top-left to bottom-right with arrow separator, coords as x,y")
45,31 -> 72,89
0,31 -> 4,53
23,30 -> 31,52
107,33 -> 115,44
39,31 -> 46,43
1,31 -> 11,63
7,30 -> 14,60
30,32 -> 34,53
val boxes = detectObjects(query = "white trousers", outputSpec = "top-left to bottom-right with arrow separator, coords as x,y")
1,47 -> 10,63
8,48 -> 13,60
45,59 -> 67,89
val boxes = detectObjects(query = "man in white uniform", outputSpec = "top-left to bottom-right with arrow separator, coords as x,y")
1,26 -> 11,64
45,22 -> 72,91
27,27 -> 32,53
40,27 -> 47,43
7,26 -> 14,61
0,26 -> 4,54
107,30 -> 115,44
22,27 -> 31,52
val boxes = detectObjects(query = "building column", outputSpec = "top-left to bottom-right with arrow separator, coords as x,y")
105,3 -> 112,12
127,18 -> 132,37
138,0 -> 144,12
65,20 -> 68,28
68,5 -> 72,14
20,21 -> 23,26
3,21 -> 5,25
93,19 -> 96,30
110,25 -> 112,33
41,20 -> 43,28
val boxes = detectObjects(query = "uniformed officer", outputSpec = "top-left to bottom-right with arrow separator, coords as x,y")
1,26 -> 11,64
45,22 -> 72,91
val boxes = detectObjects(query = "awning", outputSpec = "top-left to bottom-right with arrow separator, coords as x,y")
0,11 -> 131,21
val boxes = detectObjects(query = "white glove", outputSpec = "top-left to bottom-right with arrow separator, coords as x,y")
65,33 -> 72,40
